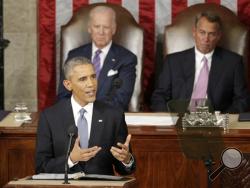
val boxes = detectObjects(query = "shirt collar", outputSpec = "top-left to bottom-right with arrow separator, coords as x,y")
195,46 -> 214,62
71,96 -> 94,115
92,41 -> 112,56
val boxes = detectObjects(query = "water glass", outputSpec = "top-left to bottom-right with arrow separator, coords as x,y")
14,103 -> 30,122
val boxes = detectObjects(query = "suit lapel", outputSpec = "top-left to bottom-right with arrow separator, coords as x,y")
88,101 -> 104,147
61,99 -> 75,127
57,99 -> 77,150
85,44 -> 92,60
98,44 -> 117,93
183,48 -> 196,99
62,99 -> 76,138
207,47 -> 223,99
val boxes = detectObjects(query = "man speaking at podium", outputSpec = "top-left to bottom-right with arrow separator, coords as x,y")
35,57 -> 135,175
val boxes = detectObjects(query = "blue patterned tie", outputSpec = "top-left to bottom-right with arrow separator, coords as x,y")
77,108 -> 88,148
92,49 -> 102,78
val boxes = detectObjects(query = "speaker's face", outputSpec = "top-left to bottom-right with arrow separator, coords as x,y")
64,64 -> 97,106
193,17 -> 221,54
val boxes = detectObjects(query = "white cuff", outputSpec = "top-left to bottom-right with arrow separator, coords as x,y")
68,156 -> 78,168
122,154 -> 134,168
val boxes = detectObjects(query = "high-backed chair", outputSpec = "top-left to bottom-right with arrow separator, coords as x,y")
164,3 -> 249,76
60,3 -> 144,112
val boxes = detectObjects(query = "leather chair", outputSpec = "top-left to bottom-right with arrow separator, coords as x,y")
60,3 -> 144,112
164,3 -> 249,76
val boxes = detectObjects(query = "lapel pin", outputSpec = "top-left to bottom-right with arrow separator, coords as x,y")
98,119 -> 103,122
112,59 -> 116,62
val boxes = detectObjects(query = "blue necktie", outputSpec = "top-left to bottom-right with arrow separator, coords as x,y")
77,108 -> 88,148
92,49 -> 102,78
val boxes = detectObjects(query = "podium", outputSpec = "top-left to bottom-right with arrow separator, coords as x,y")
2,113 -> 250,187
4,177 -> 137,188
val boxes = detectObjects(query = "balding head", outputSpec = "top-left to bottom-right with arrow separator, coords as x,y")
88,6 -> 117,49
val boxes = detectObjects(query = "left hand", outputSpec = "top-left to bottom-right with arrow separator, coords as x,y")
110,134 -> 132,164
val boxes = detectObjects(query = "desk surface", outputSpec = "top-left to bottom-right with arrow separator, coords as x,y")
1,112 -> 250,131
1,112 -> 250,188
4,177 -> 136,188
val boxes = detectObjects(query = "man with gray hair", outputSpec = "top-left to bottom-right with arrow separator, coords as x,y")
58,5 -> 137,111
151,11 -> 250,113
36,56 -> 135,175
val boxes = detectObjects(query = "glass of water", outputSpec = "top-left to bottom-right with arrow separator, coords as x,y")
14,102 -> 31,122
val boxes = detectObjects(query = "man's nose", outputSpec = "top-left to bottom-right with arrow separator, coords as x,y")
204,33 -> 209,41
98,27 -> 104,34
86,78 -> 95,87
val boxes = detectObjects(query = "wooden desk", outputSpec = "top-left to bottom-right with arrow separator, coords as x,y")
0,113 -> 38,188
4,177 -> 136,188
1,113 -> 250,188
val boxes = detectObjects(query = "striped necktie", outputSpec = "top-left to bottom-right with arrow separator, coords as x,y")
92,49 -> 102,78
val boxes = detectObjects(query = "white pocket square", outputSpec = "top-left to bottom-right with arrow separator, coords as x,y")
107,69 -> 118,77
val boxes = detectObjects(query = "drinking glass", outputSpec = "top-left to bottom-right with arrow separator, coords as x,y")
13,102 -> 31,122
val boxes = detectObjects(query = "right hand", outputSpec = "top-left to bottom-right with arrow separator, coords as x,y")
69,136 -> 101,163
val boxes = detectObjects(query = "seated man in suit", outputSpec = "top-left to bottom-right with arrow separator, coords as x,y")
151,11 -> 250,113
36,57 -> 135,175
58,5 -> 137,111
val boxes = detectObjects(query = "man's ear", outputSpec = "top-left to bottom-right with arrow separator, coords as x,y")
87,22 -> 91,34
192,26 -> 196,38
112,24 -> 117,35
63,80 -> 72,91
217,31 -> 222,41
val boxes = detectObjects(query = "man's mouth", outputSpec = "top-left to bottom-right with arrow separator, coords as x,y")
85,90 -> 96,97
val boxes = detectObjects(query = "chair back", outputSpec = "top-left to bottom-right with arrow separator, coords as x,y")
61,3 -> 144,111
164,3 -> 249,76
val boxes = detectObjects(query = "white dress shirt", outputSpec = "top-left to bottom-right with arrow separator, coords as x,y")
68,96 -> 94,168
193,47 -> 214,86
68,96 -> 133,168
71,96 -> 93,138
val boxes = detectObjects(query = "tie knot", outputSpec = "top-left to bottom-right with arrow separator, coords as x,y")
79,108 -> 86,116
201,56 -> 208,64
95,49 -> 102,56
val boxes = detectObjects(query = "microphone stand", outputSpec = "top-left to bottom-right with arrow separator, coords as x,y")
63,162 -> 69,184
63,132 -> 74,184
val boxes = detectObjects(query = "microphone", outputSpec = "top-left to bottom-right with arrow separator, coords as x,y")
108,78 -> 123,101
63,125 -> 77,184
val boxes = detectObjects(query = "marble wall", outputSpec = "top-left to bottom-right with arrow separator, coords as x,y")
4,0 -> 37,111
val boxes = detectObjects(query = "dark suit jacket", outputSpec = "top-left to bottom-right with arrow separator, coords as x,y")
58,43 -> 137,111
35,99 -> 135,175
151,47 -> 250,113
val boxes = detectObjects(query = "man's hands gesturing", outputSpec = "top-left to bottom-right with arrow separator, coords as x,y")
70,136 -> 101,163
110,134 -> 132,164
